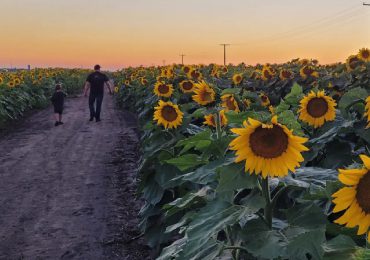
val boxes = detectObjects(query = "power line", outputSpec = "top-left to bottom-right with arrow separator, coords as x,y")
232,5 -> 362,46
219,44 -> 230,65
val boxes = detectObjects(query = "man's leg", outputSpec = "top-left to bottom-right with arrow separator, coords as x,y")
95,95 -> 104,121
89,94 -> 96,120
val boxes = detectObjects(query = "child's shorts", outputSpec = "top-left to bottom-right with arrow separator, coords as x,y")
54,107 -> 63,114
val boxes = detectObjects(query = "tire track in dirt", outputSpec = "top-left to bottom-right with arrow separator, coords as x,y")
0,94 -> 151,259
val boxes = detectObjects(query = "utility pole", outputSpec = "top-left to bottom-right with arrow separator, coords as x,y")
219,44 -> 230,66
162,60 -> 166,66
180,54 -> 186,65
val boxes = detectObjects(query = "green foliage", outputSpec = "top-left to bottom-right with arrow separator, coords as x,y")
113,61 -> 370,259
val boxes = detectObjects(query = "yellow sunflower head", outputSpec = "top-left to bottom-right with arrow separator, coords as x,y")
114,86 -> 119,93
346,55 -> 360,71
141,77 -> 148,85
0,77 -> 3,85
259,93 -> 270,107
232,73 -> 243,85
154,81 -> 174,98
192,81 -> 216,106
358,48 -> 370,62
300,66 -> 319,79
204,110 -> 228,128
14,78 -> 21,86
365,96 -> 370,129
221,94 -> 240,112
124,80 -> 130,86
298,90 -> 336,128
279,69 -> 293,80
7,81 -> 15,88
153,100 -> 183,129
332,154 -> 370,243
221,66 -> 228,74
179,80 -> 195,93
229,116 -> 309,178
261,66 -> 274,81
182,65 -> 192,74
187,69 -> 202,81
299,59 -> 310,66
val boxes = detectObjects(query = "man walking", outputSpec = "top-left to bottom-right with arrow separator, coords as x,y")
84,65 -> 113,122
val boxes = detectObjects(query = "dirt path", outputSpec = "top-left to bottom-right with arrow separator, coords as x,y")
0,95 -> 151,259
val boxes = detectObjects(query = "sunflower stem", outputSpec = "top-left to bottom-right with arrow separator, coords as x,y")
261,177 -> 272,229
215,111 -> 222,140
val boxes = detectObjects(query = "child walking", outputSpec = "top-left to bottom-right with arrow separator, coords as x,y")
51,84 -> 67,126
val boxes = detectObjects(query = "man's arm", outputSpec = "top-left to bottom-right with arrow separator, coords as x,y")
83,81 -> 90,97
105,80 -> 113,95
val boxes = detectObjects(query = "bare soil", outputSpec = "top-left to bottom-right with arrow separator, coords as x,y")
0,95 -> 151,260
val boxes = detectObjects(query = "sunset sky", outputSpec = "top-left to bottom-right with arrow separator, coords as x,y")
1,0 -> 369,70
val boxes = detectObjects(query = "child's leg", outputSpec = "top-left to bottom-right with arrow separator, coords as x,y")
59,113 -> 62,122
54,113 -> 59,122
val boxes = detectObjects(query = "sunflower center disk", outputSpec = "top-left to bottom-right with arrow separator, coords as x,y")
203,91 -> 213,101
183,81 -> 193,90
356,172 -> 370,214
161,106 -> 178,122
307,98 -> 329,118
158,84 -> 169,94
249,126 -> 289,159
303,67 -> 313,75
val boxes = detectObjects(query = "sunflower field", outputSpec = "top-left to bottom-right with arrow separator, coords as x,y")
113,48 -> 370,260
0,68 -> 87,126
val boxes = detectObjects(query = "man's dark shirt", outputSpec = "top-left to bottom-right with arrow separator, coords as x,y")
86,71 -> 109,96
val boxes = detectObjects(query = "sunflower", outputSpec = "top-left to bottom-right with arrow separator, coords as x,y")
192,81 -> 215,106
154,81 -> 174,98
232,73 -> 243,85
332,154 -> 370,243
124,80 -> 130,86
7,81 -> 15,88
229,116 -> 309,178
153,100 -> 183,129
346,55 -> 360,71
182,65 -> 192,74
261,66 -> 274,81
298,90 -> 336,128
299,59 -> 310,66
365,96 -> 370,128
300,66 -> 319,79
179,80 -> 195,93
221,94 -> 240,112
114,86 -> 119,93
357,48 -> 370,62
259,93 -> 270,107
14,78 -> 21,86
220,66 -> 228,74
141,77 -> 148,85
187,69 -> 202,81
279,69 -> 293,80
0,77 -> 3,85
204,110 -> 228,128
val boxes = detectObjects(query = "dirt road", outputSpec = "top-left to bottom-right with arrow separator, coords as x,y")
0,95 -> 150,259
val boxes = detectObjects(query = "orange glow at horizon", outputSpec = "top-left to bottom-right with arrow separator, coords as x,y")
0,0 -> 369,70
